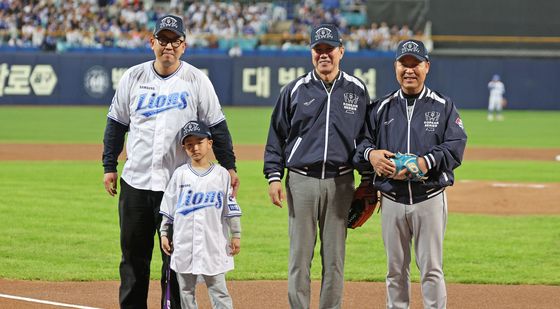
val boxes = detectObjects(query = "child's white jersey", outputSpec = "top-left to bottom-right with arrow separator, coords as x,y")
160,163 -> 241,275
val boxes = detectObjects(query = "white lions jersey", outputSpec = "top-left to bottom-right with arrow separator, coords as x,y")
107,60 -> 225,191
160,163 -> 242,275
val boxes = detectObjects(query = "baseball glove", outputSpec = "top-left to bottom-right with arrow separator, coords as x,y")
391,152 -> 428,182
347,181 -> 379,229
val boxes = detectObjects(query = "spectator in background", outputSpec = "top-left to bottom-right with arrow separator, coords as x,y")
228,42 -> 242,57
487,74 -> 506,121
0,0 -> 426,53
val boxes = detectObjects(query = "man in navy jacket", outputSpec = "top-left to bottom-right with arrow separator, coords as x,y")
264,24 -> 370,308
355,39 -> 467,309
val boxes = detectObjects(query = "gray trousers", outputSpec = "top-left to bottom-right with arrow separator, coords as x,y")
176,273 -> 233,309
381,192 -> 448,309
286,171 -> 354,309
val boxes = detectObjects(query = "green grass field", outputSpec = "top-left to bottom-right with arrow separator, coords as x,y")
1,107 -> 559,147
0,107 -> 559,285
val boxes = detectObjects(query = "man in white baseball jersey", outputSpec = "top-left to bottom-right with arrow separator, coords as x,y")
160,120 -> 241,309
102,15 -> 239,309
488,74 -> 506,121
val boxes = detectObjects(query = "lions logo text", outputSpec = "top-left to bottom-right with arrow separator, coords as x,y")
136,91 -> 189,117
176,189 -> 224,216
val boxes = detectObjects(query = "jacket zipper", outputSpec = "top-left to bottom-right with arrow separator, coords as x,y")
406,98 -> 415,204
322,80 -> 334,179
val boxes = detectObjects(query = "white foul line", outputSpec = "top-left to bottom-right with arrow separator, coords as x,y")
0,293 -> 102,309
491,183 -> 546,189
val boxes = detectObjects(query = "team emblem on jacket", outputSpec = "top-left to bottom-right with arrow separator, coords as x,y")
424,111 -> 440,131
455,117 -> 464,130
343,93 -> 359,114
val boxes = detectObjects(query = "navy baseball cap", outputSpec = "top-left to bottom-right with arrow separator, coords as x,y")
180,121 -> 212,144
395,39 -> 429,62
310,24 -> 342,48
154,15 -> 185,37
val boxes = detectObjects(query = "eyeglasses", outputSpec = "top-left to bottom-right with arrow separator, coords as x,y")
155,36 -> 184,48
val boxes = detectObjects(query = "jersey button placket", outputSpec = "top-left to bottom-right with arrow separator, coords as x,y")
192,174 -> 204,274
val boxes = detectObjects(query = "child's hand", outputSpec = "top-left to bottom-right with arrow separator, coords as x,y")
161,236 -> 173,256
229,237 -> 240,256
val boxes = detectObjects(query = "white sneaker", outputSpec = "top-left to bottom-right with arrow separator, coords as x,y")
488,114 -> 494,121
497,115 -> 504,121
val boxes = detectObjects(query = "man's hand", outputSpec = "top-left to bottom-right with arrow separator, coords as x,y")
268,181 -> 284,208
229,237 -> 241,256
368,149 -> 396,177
161,236 -> 173,256
103,172 -> 118,196
228,169 -> 240,198
417,157 -> 428,174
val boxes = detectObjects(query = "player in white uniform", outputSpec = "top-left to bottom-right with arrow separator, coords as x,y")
488,74 -> 506,121
102,15 -> 239,309
160,120 -> 241,309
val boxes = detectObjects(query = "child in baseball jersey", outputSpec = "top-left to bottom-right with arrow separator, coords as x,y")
160,120 -> 242,309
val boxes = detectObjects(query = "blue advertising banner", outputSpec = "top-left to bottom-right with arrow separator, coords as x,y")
0,52 -> 558,110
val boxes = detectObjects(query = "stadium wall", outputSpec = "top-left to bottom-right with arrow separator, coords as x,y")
0,52 -> 557,110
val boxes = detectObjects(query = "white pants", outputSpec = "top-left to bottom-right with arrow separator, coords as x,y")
176,273 -> 233,309
381,192 -> 448,309
488,96 -> 503,112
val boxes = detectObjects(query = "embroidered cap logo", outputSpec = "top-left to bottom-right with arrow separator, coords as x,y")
401,41 -> 421,54
315,27 -> 334,41
160,16 -> 179,30
184,122 -> 201,135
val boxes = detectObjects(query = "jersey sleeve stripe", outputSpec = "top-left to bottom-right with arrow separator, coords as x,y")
107,115 -> 130,126
290,72 -> 313,98
207,117 -> 226,128
341,73 -> 365,91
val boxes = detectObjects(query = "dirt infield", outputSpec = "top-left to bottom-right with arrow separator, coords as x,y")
1,144 -> 559,308
1,279 -> 559,308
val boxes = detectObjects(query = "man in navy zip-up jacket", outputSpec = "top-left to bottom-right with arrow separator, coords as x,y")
354,40 -> 467,309
264,24 -> 370,309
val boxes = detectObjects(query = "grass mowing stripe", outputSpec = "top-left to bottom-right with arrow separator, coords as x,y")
0,160 -> 559,284
1,107 -> 559,147
457,160 -> 560,182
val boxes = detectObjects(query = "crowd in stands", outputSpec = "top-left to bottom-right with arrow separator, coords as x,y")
0,0 -> 430,54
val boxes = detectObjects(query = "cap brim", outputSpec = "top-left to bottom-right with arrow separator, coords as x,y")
311,40 -> 341,48
181,133 -> 211,143
155,28 -> 185,38
396,53 -> 428,62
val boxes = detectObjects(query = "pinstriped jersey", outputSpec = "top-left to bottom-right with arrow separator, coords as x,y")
108,60 -> 225,191
488,80 -> 505,99
159,163 -> 241,275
